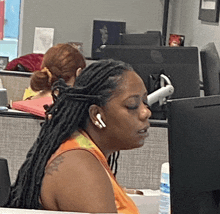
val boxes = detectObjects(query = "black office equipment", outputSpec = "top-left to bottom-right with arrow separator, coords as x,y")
167,95 -> 220,213
120,31 -> 162,46
0,158 -> 10,206
91,20 -> 126,60
200,42 -> 220,96
103,46 -> 200,119
162,0 -> 170,46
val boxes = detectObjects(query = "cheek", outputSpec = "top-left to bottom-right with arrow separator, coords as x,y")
107,111 -> 137,132
105,114 -> 144,150
110,115 -> 139,143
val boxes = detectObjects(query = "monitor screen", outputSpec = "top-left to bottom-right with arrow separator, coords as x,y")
91,20 -> 126,60
0,57 -> 9,70
200,42 -> 220,96
167,95 -> 220,213
120,31 -> 162,46
103,46 -> 200,119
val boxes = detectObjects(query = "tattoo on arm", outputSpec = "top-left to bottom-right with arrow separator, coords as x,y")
45,155 -> 65,175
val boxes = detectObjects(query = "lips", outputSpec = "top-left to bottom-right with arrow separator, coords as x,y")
138,125 -> 150,137
138,129 -> 147,133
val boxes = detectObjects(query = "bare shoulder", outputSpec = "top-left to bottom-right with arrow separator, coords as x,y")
41,149 -> 117,213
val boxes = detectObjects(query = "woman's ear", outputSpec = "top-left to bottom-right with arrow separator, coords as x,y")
89,104 -> 100,124
76,68 -> 82,77
89,105 -> 105,129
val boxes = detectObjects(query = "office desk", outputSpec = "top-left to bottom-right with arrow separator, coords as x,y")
129,189 -> 160,214
0,189 -> 160,214
0,190 -> 160,214
0,208 -> 97,214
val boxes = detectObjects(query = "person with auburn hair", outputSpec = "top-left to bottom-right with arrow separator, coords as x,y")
23,43 -> 86,100
12,43 -> 86,117
5,59 -> 151,213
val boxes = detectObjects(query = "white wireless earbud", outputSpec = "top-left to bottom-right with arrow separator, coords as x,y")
96,113 -> 106,128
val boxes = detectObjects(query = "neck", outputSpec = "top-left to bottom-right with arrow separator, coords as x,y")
84,123 -> 115,159
31,90 -> 52,100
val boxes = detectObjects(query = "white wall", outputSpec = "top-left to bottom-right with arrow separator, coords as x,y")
170,0 -> 220,54
20,1 -> 220,57
20,0 -> 165,57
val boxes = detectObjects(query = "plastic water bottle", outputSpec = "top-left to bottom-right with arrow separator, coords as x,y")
159,162 -> 170,214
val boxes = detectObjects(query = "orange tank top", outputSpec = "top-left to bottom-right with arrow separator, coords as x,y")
47,130 -> 140,214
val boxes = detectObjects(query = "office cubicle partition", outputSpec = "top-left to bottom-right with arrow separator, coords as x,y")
0,70 -> 31,102
117,126 -> 168,190
0,110 -> 168,190
0,111 -> 42,183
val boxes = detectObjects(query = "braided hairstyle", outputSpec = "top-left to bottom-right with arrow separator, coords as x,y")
5,59 -> 134,209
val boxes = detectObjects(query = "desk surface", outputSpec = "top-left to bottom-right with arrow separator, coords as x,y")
0,190 -> 160,214
0,70 -> 32,77
0,208 -> 93,214
0,109 -> 43,119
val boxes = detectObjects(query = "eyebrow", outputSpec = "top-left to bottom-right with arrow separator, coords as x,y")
126,91 -> 148,100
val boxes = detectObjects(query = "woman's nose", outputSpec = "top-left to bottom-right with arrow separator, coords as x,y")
140,103 -> 152,120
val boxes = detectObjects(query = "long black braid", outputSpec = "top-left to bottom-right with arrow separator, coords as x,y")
4,59 -> 134,209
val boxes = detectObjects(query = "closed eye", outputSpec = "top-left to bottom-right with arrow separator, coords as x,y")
125,96 -> 140,110
143,97 -> 151,110
127,105 -> 139,110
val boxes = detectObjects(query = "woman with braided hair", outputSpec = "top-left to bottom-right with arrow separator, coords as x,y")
5,59 -> 151,213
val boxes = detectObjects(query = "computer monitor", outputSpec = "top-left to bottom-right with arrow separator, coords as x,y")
167,95 -> 220,213
103,46 -> 200,119
120,31 -> 162,46
200,42 -> 220,96
91,20 -> 126,60
0,57 -> 9,70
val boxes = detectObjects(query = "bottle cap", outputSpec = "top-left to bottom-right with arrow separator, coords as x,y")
160,162 -> 170,184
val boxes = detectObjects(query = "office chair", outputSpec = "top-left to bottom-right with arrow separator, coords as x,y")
0,158 -> 10,206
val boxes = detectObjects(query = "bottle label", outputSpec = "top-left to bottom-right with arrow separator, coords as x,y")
160,182 -> 170,194
161,172 -> 169,183
159,193 -> 170,214
159,163 -> 170,214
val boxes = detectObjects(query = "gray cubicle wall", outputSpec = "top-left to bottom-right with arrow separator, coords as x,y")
0,71 -> 31,102
0,111 -> 42,183
117,126 -> 168,190
0,110 -> 168,189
